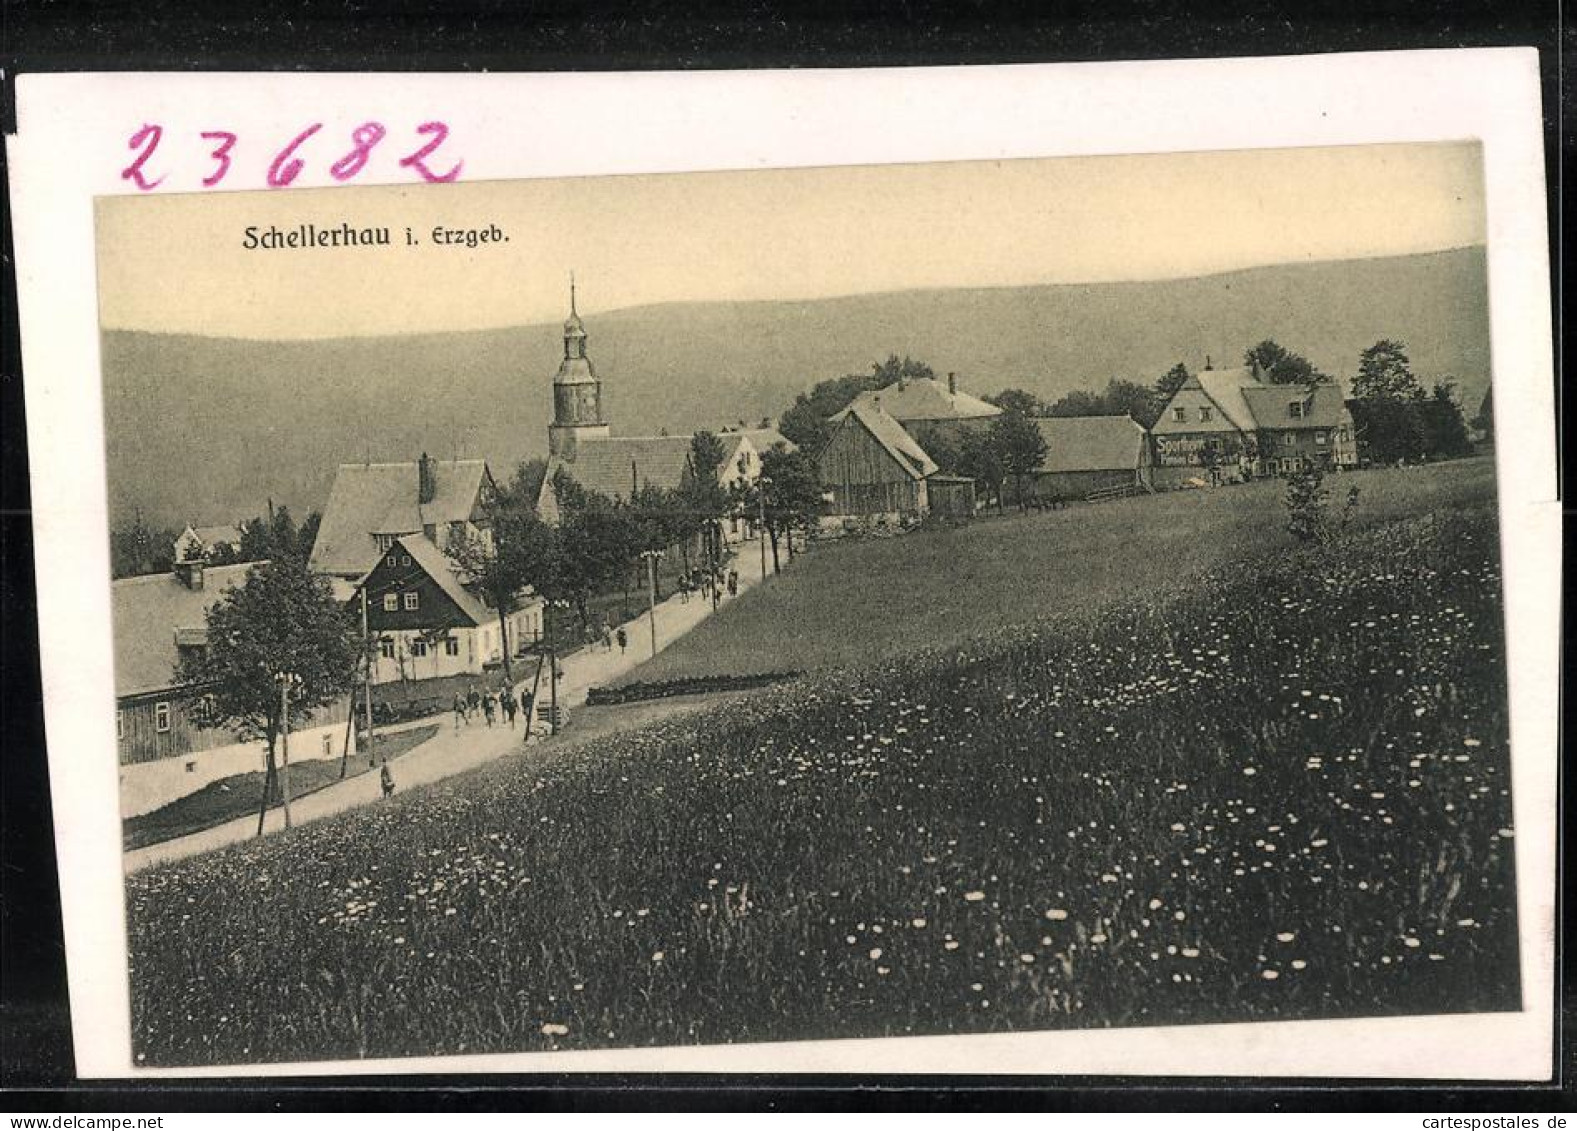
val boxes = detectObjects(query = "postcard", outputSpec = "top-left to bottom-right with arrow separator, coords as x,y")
7,53 -> 1557,1079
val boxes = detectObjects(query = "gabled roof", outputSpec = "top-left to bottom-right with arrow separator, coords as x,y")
191,523 -> 243,548
735,427 -> 796,455
841,403 -> 939,480
310,459 -> 489,577
1241,383 -> 1352,429
111,562 -> 261,698
1190,367 -> 1259,432
830,378 -> 1002,425
1032,415 -> 1148,473
536,436 -> 695,524
357,534 -> 493,626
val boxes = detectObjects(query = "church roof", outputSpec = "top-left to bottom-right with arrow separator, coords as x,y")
309,459 -> 490,577
111,562 -> 261,698
830,378 -> 1002,425
1032,415 -> 1149,473
536,437 -> 695,524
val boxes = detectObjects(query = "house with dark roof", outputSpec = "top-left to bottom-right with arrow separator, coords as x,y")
111,559 -> 355,819
1030,415 -> 1154,499
353,533 -> 543,685
173,521 -> 245,564
1150,361 -> 1357,486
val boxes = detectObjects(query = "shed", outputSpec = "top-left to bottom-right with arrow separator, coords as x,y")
817,403 -> 936,518
1030,416 -> 1152,500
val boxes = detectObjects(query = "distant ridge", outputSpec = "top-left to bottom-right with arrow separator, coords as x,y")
100,246 -> 1489,529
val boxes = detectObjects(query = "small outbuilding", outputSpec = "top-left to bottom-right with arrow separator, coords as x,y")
817,403 -> 938,520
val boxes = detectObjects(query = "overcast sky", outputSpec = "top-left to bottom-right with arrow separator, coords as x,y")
96,142 -> 1484,340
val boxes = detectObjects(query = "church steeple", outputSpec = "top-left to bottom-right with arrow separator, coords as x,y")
548,273 -> 609,458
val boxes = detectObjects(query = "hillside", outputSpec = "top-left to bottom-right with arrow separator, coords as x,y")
100,246 -> 1490,528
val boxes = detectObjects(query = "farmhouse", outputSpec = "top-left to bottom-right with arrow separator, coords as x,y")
830,372 -> 1000,451
817,401 -> 939,520
310,452 -> 542,678
172,521 -> 244,563
1151,361 -> 1357,486
112,556 -> 356,819
1030,415 -> 1154,500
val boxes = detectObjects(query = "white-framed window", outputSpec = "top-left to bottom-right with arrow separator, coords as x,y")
411,639 -> 428,658
1339,426 -> 1350,442
376,534 -> 395,552
1199,406 -> 1213,422
383,593 -> 399,612
1288,401 -> 1305,419
445,638 -> 460,656
404,592 -> 420,611
1172,406 -> 1186,422
380,639 -> 396,659
154,701 -> 171,733
1283,433 -> 1295,447
1315,431 -> 1328,446
386,552 -> 398,566
401,554 -> 412,566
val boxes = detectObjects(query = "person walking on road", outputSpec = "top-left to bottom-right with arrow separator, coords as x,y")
615,626 -> 628,655
380,761 -> 396,799
502,690 -> 517,728
452,693 -> 466,731
482,692 -> 496,727
467,688 -> 481,718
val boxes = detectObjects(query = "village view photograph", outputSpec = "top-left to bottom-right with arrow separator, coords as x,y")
95,143 -> 1519,1068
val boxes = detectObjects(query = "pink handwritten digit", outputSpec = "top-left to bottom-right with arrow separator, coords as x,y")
267,122 -> 323,188
398,121 -> 462,184
330,122 -> 387,182
120,124 -> 166,191
200,130 -> 238,187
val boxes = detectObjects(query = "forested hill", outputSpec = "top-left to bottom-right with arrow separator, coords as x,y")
101,245 -> 1489,529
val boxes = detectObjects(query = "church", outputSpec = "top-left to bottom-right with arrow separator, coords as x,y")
533,284 -> 788,529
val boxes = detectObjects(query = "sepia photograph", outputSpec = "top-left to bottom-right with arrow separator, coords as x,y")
86,141 -> 1532,1070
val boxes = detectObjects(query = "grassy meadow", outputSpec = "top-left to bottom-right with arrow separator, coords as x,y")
126,476 -> 1517,1066
624,459 -> 1498,686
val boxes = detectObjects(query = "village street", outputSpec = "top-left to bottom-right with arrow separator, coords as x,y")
123,543 -> 772,873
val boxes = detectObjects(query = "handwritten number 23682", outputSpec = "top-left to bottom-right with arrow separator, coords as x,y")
120,121 -> 462,191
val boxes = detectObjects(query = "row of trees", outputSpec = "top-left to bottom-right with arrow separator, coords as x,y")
111,505 -> 321,579
1348,340 -> 1474,463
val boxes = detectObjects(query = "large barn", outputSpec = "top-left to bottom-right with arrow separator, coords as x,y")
817,402 -> 939,520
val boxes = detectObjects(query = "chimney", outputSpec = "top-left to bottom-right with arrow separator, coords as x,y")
418,452 -> 437,504
174,559 -> 205,590
1204,354 -> 1214,371
948,372 -> 958,396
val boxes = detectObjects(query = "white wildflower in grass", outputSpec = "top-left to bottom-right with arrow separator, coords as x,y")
1291,960 -> 1308,970
1044,908 -> 1069,921
1276,931 -> 1296,943
963,891 -> 986,902
868,948 -> 883,961
1148,898 -> 1163,911
1243,767 -> 1257,776
944,940 -> 960,951
1498,828 -> 1515,839
540,1023 -> 569,1037
1020,954 -> 1035,964
651,951 -> 665,963
1261,969 -> 1280,981
1181,947 -> 1200,958
1403,937 -> 1421,949
912,918 -> 927,929
1173,911 -> 1186,921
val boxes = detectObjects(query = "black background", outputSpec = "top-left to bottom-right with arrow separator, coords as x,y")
1,0 -> 1567,1111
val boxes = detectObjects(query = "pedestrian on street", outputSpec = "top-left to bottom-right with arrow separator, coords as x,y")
482,693 -> 496,727
602,625 -> 613,652
678,576 -> 691,604
467,688 -> 481,717
380,762 -> 395,799
519,689 -> 534,728
726,569 -> 738,597
615,626 -> 628,655
452,693 -> 465,731
503,692 -> 517,728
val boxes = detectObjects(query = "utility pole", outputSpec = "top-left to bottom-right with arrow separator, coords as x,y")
361,587 -> 376,767
276,671 -> 296,830
546,601 -> 560,736
641,550 -> 660,657
757,479 -> 768,580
